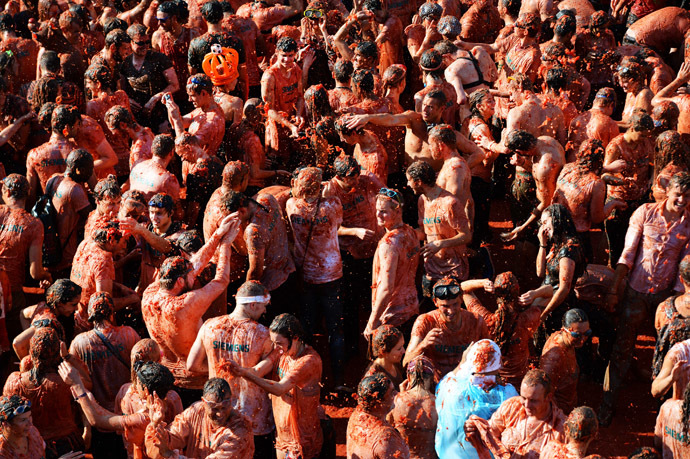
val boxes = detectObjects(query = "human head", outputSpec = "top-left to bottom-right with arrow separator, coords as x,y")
353,41 -> 378,70
514,12 -> 540,37
371,325 -> 404,363
469,89 -> 495,120
127,23 -> 150,58
201,378 -> 233,426
222,160 -> 250,191
680,255 -> 690,288
0,395 -> 32,438
243,98 -> 264,127
84,64 -> 111,96
148,193 -> 175,230
92,220 -> 124,251
51,104 -> 79,136
406,160 -> 436,194
565,406 -> 599,442
275,37 -> 298,68
130,338 -> 161,381
291,167 -> 322,201
29,327 -> 61,383
505,129 -> 537,154
304,84 -> 330,119
65,148 -> 94,183
406,355 -> 435,391
39,49 -> 61,74
269,313 -> 306,356
592,87 -> 616,115
545,67 -> 568,93
419,2 -> 442,24
333,59 -> 354,84
437,15 -> 461,40
419,49 -> 443,78
235,281 -> 270,321
562,308 -> 591,348
186,74 -> 213,108
362,0 -> 386,22
493,271 -> 520,303
220,190 -> 255,222
627,113 -> 654,142
157,0 -> 183,31
541,203 -> 577,246
421,89 -> 446,123
382,64 -> 406,92
428,124 -> 456,160
159,256 -> 193,291
666,172 -> 690,214
617,62 -> 645,92
576,139 -> 605,174
120,190 -> 148,220
46,279 -> 81,316
105,28 -> 131,63
134,361 -> 175,398
1,174 -> 29,202
460,339 -> 502,389
87,291 -> 114,324
508,73 -> 534,104
553,13 -> 576,39
499,0 -> 520,18
201,0 -> 223,24
94,175 -> 121,218
103,17 -> 128,36
357,373 -> 394,413
376,187 -> 403,229
351,69 -> 376,99
431,277 -> 462,323
104,105 -> 134,136
520,369 -> 553,418
652,100 -> 680,132
654,130 -> 688,176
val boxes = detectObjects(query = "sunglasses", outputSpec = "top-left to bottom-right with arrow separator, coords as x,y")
566,328 -> 592,339
134,39 -> 150,46
156,16 -> 169,22
433,283 -> 460,300
379,187 -> 402,205
3,402 -> 31,422
304,9 -> 324,18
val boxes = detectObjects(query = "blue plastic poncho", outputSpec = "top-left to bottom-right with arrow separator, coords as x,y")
434,340 -> 518,459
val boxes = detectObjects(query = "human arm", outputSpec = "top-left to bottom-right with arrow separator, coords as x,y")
92,138 -> 118,173
461,279 -> 494,318
455,38 -> 499,55
651,352 -> 687,398
190,213 -> 240,277
419,228 -> 471,259
163,95 -> 187,138
652,60 -> 690,105
143,68 -> 180,113
28,230 -> 51,288
186,326 -> 208,373
261,71 -> 302,137
456,131 -> 486,168
333,14 -> 365,60
12,326 -> 36,359
0,112 -> 35,147
445,65 -> 468,106
365,243 -> 399,336
590,180 -> 626,224
540,256 -> 576,321
344,111 -> 416,130
222,359 -> 295,397
118,0 -> 151,23
403,325 -> 443,367
119,217 -> 172,254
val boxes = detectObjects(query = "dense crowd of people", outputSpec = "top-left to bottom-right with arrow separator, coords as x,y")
0,0 -> 688,456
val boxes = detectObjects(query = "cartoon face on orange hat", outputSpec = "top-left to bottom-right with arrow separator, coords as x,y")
202,44 -> 240,87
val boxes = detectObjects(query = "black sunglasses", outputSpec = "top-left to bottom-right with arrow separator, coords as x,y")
433,283 -> 460,300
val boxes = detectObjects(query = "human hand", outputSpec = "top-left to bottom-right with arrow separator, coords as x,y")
344,114 -> 369,129
422,328 -> 443,348
144,93 -> 163,112
464,416 -> 479,441
19,112 -> 36,124
537,223 -> 549,247
353,228 -> 375,241
162,93 -> 179,116
216,212 -> 241,240
118,217 -> 141,235
483,279 -> 494,293
363,318 -> 380,337
676,61 -> 690,83
420,240 -> 442,258
295,116 -> 306,129
299,46 -> 316,67
519,290 -> 537,306
219,359 -> 243,377
58,361 -> 83,387
147,391 -> 166,426
500,227 -> 520,242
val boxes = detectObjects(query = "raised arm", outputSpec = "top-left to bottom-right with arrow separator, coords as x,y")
652,61 -> 690,105
651,352 -> 688,398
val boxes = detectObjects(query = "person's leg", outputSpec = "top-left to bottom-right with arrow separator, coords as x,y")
319,279 -> 346,388
605,205 -> 632,267
470,176 -> 492,245
254,432 -> 277,459
341,254 -> 371,355
299,281 -> 322,345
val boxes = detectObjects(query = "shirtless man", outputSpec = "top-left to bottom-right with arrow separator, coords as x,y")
365,189 -> 420,337
519,0 -> 555,21
187,281 -> 277,457
128,134 -> 181,202
652,61 -> 690,135
334,119 -> 388,185
141,213 -> 239,401
440,40 -> 496,108
502,130 -> 565,243
261,37 -> 305,164
345,90 -> 483,171
505,75 -> 566,146
465,369 -> 566,459
623,7 -> 690,59
235,0 -> 304,33
328,61 -> 357,113
429,124 -> 475,231
347,374 -> 410,459
415,50 -> 458,127
405,3 -> 443,64
404,276 -> 490,377
103,105 -> 154,170
567,87 -> 619,161
542,67 -> 578,128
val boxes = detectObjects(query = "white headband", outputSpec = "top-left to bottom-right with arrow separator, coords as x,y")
236,295 -> 271,305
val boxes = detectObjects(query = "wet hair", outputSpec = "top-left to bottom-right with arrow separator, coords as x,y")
2,174 -> 29,200
87,291 -> 114,323
670,171 -> 690,193
576,139 -> 605,172
515,12 -> 540,37
304,84 -> 331,120
334,116 -> 362,138
505,129 -> 536,152
544,203 -> 579,246
355,41 -> 378,61
682,382 -> 690,437
654,130 -> 688,178
0,13 -> 14,32
508,73 -> 534,92
152,134 -> 175,158
541,42 -> 566,63
564,406 -> 598,441
424,88 -> 447,106
105,28 -> 131,49
38,102 -> 57,129
469,89 -> 492,120
222,160 -> 249,188
29,327 -> 61,384
158,0 -> 182,19
553,14 -> 576,37
500,0 -> 521,18
93,221 -> 123,245
201,0 -> 223,24
680,255 -> 690,286
148,193 -> 175,215
186,73 -> 213,94
276,36 -> 298,54
203,377 -> 231,400
236,280 -> 268,298
269,313 -> 306,343
371,325 -> 402,359
357,373 -> 391,411
220,190 -> 250,214
51,104 -> 79,134
629,113 -> 653,132
46,279 -> 81,310
159,256 -> 191,290
429,124 -> 456,147
0,395 -> 31,423
103,17 -> 127,35
105,105 -> 134,129
406,355 -> 435,391
66,148 -> 94,177
59,10 -> 82,29
127,23 -> 148,39
39,50 -> 60,73
362,0 -> 382,12
652,100 -> 680,132
628,447 -> 660,459
594,87 -> 616,107
434,39 -> 458,56
419,2 -> 442,21
135,361 -> 175,397
562,308 -> 588,328
176,230 -> 204,254
419,49 -> 443,75
545,67 -> 568,92
85,64 -> 112,89
492,271 -> 521,351
406,160 -> 436,186
522,368 -> 553,394
94,175 -> 121,202
437,15 -> 461,38
333,60 -> 353,83
382,64 -> 406,90
332,153 -> 361,177
352,69 -> 376,97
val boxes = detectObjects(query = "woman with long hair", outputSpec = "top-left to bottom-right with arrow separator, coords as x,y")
364,325 -> 405,389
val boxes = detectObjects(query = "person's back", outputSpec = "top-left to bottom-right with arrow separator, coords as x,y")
26,138 -> 72,193
51,172 -> 91,272
129,157 -> 181,202
568,109 -> 618,160
626,7 -> 690,51
0,205 -> 42,295
553,163 -> 599,233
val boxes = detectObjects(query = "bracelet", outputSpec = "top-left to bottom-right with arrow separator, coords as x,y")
539,245 -> 548,249
74,392 -> 87,401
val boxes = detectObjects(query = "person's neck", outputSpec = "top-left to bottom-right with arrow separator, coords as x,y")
151,156 -> 169,168
441,148 -> 459,161
385,86 -> 402,103
623,131 -> 639,144
2,429 -> 25,449
94,321 -> 113,331
132,52 -> 146,65
366,404 -> 390,420
50,131 -> 68,143
530,403 -> 552,422
154,220 -> 172,235
565,439 -> 590,457
553,35 -> 569,45
663,200 -> 684,221
229,306 -> 252,321
4,198 -> 25,210
519,36 -> 534,47
422,185 -> 443,200
374,357 -> 396,375
359,132 -> 376,150
385,219 -> 404,232
207,23 -> 223,34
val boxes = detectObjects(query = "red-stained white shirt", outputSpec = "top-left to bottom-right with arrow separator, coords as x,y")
70,239 -> 116,333
0,205 -> 43,291
655,398 -> 690,459
347,407 -> 411,459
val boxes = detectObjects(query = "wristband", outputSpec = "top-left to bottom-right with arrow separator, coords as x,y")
74,392 -> 87,401
540,245 -> 548,249
531,207 -> 542,218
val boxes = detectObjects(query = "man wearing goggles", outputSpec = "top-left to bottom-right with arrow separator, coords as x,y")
403,276 -> 489,376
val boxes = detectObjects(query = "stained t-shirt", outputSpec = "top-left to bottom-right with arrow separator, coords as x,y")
51,174 -> 91,271
0,205 -> 43,290
347,407 -> 411,459
655,398 -> 690,459
0,425 -> 45,459
70,239 -> 116,333
543,238 -> 586,289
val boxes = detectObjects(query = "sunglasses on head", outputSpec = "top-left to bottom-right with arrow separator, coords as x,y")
3,402 -> 31,422
566,328 -> 592,339
379,187 -> 402,205
433,283 -> 460,300
304,8 -> 324,18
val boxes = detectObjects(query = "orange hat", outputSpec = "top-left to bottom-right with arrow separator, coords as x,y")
202,44 -> 239,87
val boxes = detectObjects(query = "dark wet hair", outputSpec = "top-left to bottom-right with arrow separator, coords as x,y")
152,134 -> 175,158
220,190 -> 250,214
176,230 -> 204,254
223,161 -> 249,188
159,256 -> 191,290
654,130 -> 688,178
419,49 -> 443,75
629,113 -> 654,132
66,149 -> 94,181
204,377 -> 231,400
93,221 -> 123,245
334,116 -> 362,137
429,124 -> 456,147
545,203 -> 579,247
469,89 -> 492,120
187,73 -> 213,94
565,406 -> 598,441
553,14 -> 576,37
51,104 -> 79,134
406,160 -> 436,186
39,50 -> 60,73
85,64 -> 112,89
105,28 -> 131,48
127,23 -> 148,39
505,129 -> 536,152
576,139 -> 605,172
357,373 -> 391,410
87,291 -> 114,323
46,279 -> 81,310
103,17 -> 127,35
2,174 -> 29,200
371,325 -> 402,358
437,16 -> 461,38
38,102 -> 57,129
135,361 -> 175,397
304,85 -> 331,120
545,67 -> 568,92
94,175 -> 121,202
363,0 -> 382,12
0,13 -> 14,32
434,39 -> 457,55
352,69 -> 375,97
269,313 -> 306,343
501,0 -> 521,17
29,327 -> 61,384
105,105 -> 134,129
333,153 -> 360,177
276,36 -> 298,53
148,193 -> 175,214
201,0 -> 223,24
522,368 -> 553,394
355,41 -> 378,61
628,447 -> 660,459
670,171 -> 690,193
424,88 -> 447,106
509,73 -> 534,92
333,60 -> 353,83
562,308 -> 588,328
419,2 -> 442,20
